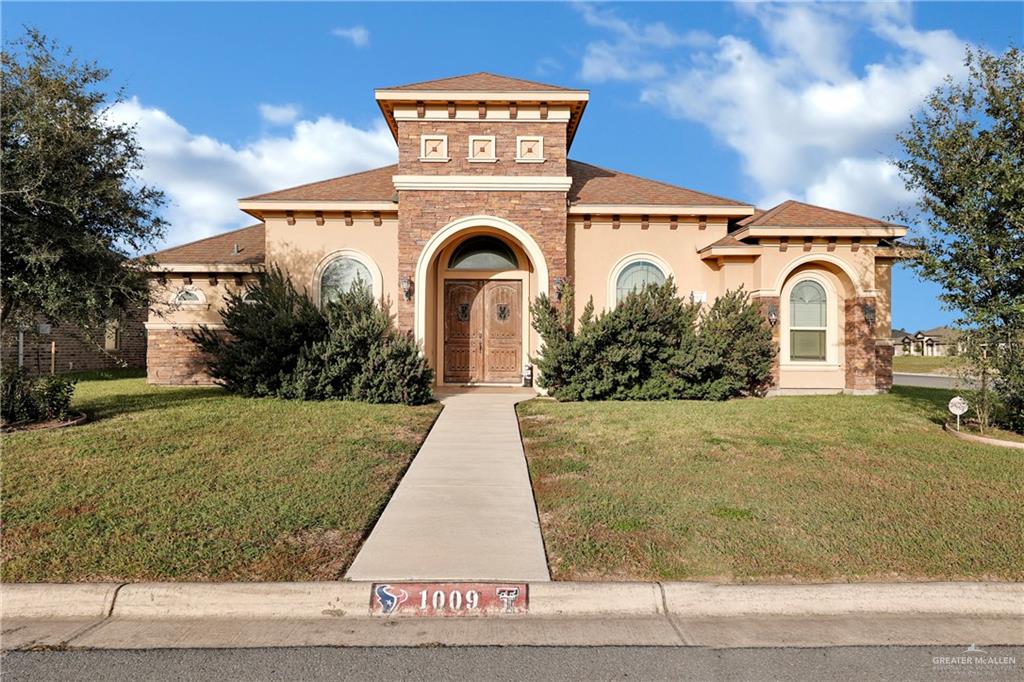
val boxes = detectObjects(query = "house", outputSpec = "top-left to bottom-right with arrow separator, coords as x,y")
146,72 -> 907,394
1,309 -> 147,376
896,326 -> 963,357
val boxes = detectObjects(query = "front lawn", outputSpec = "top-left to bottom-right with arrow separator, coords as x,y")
2,373 -> 440,582
892,355 -> 957,374
518,387 -> 1023,582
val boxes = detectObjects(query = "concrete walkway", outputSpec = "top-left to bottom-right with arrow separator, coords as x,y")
346,390 -> 550,582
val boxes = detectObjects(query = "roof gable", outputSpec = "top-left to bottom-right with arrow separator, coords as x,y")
381,72 -> 577,92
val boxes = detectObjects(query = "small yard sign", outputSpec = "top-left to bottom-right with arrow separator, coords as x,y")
949,396 -> 968,431
370,582 -> 528,616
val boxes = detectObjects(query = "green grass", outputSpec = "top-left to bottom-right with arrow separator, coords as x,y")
518,387 -> 1023,583
892,355 -> 957,374
2,375 -> 440,582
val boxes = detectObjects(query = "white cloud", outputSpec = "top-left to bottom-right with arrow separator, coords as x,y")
579,3 -> 969,218
258,103 -> 301,125
332,25 -> 370,48
105,97 -> 397,249
576,3 -> 713,83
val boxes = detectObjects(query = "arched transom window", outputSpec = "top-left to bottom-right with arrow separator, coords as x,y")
615,260 -> 666,302
789,280 -> 827,361
448,236 -> 518,270
320,256 -> 372,304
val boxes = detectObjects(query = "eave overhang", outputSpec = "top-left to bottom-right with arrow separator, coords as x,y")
375,88 -> 590,150
237,200 -> 399,220
568,204 -> 755,217
731,225 -> 908,240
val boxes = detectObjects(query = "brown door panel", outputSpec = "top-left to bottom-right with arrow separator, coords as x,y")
483,281 -> 522,383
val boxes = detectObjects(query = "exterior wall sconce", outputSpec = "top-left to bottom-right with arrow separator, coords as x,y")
554,276 -> 566,301
862,302 -> 877,328
400,275 -> 414,301
767,303 -> 779,327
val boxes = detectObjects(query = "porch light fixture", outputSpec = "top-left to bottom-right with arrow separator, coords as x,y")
400,275 -> 414,301
767,303 -> 779,327
554,276 -> 566,301
862,302 -> 877,329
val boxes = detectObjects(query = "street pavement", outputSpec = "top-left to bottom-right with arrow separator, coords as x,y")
893,372 -> 976,390
5,645 -> 1022,681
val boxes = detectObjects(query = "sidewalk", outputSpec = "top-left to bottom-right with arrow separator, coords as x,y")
346,390 -> 549,582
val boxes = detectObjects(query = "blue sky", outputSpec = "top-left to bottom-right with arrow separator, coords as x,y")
4,2 -> 1021,331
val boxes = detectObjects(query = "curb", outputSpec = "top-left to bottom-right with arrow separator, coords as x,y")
2,581 -> 1022,620
943,423 -> 1024,450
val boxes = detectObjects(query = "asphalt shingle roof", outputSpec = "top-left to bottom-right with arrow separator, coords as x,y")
738,200 -> 897,228
380,72 -> 579,92
150,223 -> 265,266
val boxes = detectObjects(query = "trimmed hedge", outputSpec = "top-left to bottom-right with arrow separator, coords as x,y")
530,280 -> 774,401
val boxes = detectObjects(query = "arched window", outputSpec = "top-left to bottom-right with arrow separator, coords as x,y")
448,236 -> 518,270
789,280 -> 827,361
320,256 -> 372,304
172,288 -> 202,305
615,260 -> 666,302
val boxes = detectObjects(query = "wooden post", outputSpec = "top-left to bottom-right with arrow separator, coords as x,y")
50,341 -> 56,375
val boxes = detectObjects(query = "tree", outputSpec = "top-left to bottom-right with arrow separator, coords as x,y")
1,29 -> 165,336
893,46 -> 1023,329
893,46 -> 1024,431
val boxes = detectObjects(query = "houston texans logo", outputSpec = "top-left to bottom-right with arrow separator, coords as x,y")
374,584 -> 408,615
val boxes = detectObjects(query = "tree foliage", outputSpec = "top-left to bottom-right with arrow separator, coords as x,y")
530,281 -> 774,401
893,46 -> 1024,431
1,29 -> 165,333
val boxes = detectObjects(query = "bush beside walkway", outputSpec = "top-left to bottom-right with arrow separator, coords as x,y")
2,373 -> 440,582
518,386 -> 1023,582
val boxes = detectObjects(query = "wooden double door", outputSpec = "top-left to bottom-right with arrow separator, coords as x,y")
444,280 -> 522,384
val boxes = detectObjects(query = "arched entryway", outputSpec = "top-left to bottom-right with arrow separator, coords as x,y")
415,216 -> 547,386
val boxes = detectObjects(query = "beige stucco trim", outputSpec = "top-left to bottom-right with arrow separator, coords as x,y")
152,263 -> 264,273
311,248 -> 385,306
607,252 -> 674,308
375,89 -> 589,102
394,106 -> 572,123
238,200 -> 398,214
699,246 -> 763,259
766,253 -> 870,297
414,215 -> 549,347
145,322 -> 225,331
569,204 -> 755,217
733,225 -> 908,239
392,175 -> 572,192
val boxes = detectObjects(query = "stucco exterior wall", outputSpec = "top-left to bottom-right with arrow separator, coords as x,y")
263,212 -> 400,306
569,215 -> 727,316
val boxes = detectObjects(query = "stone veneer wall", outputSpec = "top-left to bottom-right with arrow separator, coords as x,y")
875,343 -> 894,391
147,328 -> 216,385
395,189 -> 568,332
844,296 -> 879,392
1,307 -> 147,376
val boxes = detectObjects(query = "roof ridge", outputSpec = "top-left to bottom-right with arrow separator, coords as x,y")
240,164 -> 398,201
568,159 -> 751,206
151,222 -> 263,257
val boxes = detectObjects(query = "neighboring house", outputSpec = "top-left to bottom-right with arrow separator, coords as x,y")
896,327 -> 963,357
146,72 -> 906,394
1,309 -> 147,376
